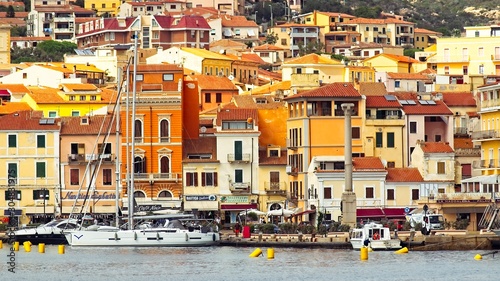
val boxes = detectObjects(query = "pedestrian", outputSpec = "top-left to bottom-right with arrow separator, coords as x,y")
234,222 -> 241,237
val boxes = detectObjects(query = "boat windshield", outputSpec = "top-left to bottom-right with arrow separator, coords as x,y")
43,219 -> 66,227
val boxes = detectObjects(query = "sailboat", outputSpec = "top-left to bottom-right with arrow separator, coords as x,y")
64,32 -> 220,247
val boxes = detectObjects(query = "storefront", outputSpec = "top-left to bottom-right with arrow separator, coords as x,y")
184,195 -> 219,219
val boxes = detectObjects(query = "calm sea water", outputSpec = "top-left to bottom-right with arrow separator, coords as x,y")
1,245 -> 499,281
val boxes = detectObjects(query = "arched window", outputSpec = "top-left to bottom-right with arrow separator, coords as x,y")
160,119 -> 170,143
134,119 -> 143,143
160,156 -> 170,174
134,156 -> 146,173
158,190 -> 173,198
134,190 -> 146,198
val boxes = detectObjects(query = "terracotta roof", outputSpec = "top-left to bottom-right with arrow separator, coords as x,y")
190,75 -> 238,91
414,28 -> 441,35
257,69 -> 282,82
259,149 -> 287,165
61,83 -> 99,92
210,39 -> 247,48
454,138 -> 474,149
275,23 -> 319,27
232,95 -> 285,109
0,101 -> 32,115
0,110 -> 60,131
353,157 -> 386,171
243,80 -> 289,96
387,72 -> 431,80
135,64 -> 183,72
419,68 -> 437,75
285,82 -> 361,100
419,142 -> 454,153
221,15 -> 258,28
253,44 -> 286,51
284,53 -> 343,65
34,5 -> 94,14
182,136 -> 218,162
392,93 -> 453,115
241,53 -> 266,65
0,84 -> 31,95
10,36 -> 52,41
216,108 -> 258,126
60,115 -> 117,135
358,82 -> 387,96
386,168 -> 424,182
365,96 -> 402,108
366,53 -> 419,64
438,92 -> 476,107
467,111 -> 479,118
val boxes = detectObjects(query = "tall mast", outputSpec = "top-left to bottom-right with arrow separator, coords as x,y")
115,70 -> 122,228
128,30 -> 139,230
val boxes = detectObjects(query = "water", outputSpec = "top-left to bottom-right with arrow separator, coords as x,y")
2,245 -> 499,281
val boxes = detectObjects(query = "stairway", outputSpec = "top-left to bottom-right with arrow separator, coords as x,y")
478,204 -> 500,231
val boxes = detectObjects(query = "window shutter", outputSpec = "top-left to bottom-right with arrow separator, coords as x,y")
186,173 -> 192,186
201,172 -> 206,186
194,172 -> 198,186
214,172 -> 218,186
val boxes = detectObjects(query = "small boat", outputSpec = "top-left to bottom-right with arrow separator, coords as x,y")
14,218 -> 83,245
64,215 -> 220,247
350,222 -> 401,250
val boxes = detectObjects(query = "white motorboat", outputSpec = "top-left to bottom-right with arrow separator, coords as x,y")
14,218 -> 83,245
64,216 -> 219,247
350,222 -> 401,250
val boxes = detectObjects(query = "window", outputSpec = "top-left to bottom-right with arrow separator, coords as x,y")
463,66 -> 468,75
160,119 -> 170,143
33,189 -> 49,200
435,135 -> 441,142
409,121 -> 417,133
103,169 -> 112,185
102,3 -> 105,8
70,169 -> 79,185
411,189 -> 419,200
387,189 -> 394,200
205,93 -> 211,103
48,111 -> 57,118
281,38 -> 287,45
5,190 -> 21,200
134,120 -> 143,143
478,47 -> 484,56
395,80 -> 400,88
201,172 -> 218,186
71,111 -> 79,117
134,156 -> 146,173
324,187 -> 332,199
365,187 -> 374,198
8,134 -> 17,148
163,74 -> 173,81
69,95 -> 75,101
352,127 -> 360,139
375,132 -> 383,148
444,66 -> 450,75
216,93 -> 222,103
387,161 -> 395,168
37,135 -> 46,148
365,27 -> 369,31
269,149 -> 279,157
8,163 -> 17,185
437,162 -> 445,174
90,95 -> 96,101
36,162 -> 46,178
186,172 -> 198,186
235,169 -> 243,183
136,74 -> 143,81
387,132 -> 395,148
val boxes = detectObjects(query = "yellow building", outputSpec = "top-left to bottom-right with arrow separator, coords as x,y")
414,28 -> 441,51
302,10 -> 357,44
180,47 -> 233,78
21,84 -> 116,117
284,82 -> 364,215
0,111 -> 60,226
363,53 -> 421,74
281,53 -> 345,86
0,22 -> 10,64
85,0 -> 121,17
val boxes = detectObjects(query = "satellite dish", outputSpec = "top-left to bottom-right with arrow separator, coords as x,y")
201,126 -> 207,133
228,75 -> 234,81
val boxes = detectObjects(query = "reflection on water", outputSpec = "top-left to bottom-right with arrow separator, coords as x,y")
4,246 -> 500,281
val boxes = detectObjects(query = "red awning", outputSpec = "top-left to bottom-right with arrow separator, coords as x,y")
220,203 -> 257,210
383,208 -> 409,218
292,209 -> 316,217
357,208 -> 385,218
0,89 -> 10,96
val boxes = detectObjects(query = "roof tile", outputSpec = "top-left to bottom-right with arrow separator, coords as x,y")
419,141 -> 454,153
285,82 -> 361,100
386,168 -> 424,182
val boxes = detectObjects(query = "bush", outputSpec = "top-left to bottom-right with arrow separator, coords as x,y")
337,224 -> 351,232
452,219 -> 469,230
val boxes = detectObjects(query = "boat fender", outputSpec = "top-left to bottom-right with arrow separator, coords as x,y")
156,232 -> 160,240
185,233 -> 188,242
134,232 -> 137,240
363,239 -> 370,247
213,234 -> 216,241
114,233 -> 118,240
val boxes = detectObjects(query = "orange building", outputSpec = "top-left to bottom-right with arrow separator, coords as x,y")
120,64 -> 185,212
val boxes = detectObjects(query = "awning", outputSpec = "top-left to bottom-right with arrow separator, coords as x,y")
0,89 -> 11,96
221,203 -> 257,210
184,201 -> 219,211
461,175 -> 500,184
3,209 -> 22,216
292,209 -> 316,217
247,29 -> 255,36
357,208 -> 385,218
383,208 -> 408,218
223,29 -> 232,37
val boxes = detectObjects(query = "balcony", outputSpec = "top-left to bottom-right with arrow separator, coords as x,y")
454,127 -> 468,136
229,182 -> 250,193
480,99 -> 500,109
133,173 -> 179,182
433,193 -> 494,203
227,153 -> 251,163
53,17 -> 73,23
286,139 -> 298,150
264,182 -> 287,195
426,55 -> 470,63
68,153 -> 114,163
286,166 -> 298,176
68,153 -> 85,162
492,54 -> 500,61
471,130 -> 499,140
43,17 -> 53,23
472,159 -> 498,169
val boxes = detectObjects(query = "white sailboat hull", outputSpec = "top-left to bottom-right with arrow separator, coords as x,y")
65,229 -> 220,247
350,238 -> 402,250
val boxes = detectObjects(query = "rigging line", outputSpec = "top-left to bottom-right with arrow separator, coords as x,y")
69,57 -> 133,223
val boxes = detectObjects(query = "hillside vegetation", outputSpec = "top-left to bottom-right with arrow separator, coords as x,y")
302,0 -> 500,36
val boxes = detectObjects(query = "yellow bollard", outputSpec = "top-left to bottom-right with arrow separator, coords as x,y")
13,241 -> 19,251
395,247 -> 409,254
267,248 -> 275,260
39,243 -> 45,253
360,246 -> 368,261
474,254 -> 482,260
58,244 -> 65,254
249,248 -> 262,258
0,240 -> 3,249
23,241 -> 32,252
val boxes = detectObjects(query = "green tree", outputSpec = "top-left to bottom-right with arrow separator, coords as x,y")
331,53 -> 349,64
10,26 -> 27,37
23,0 -> 30,12
72,0 -> 85,8
403,48 -> 420,58
298,40 -> 325,56
263,32 -> 279,45
6,5 -> 15,17
36,40 -> 78,62
301,0 -> 350,14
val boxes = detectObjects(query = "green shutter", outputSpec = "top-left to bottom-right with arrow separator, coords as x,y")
36,162 -> 46,178
235,170 -> 243,183
8,135 -> 16,147
37,135 -> 46,148
387,132 -> 395,148
234,141 -> 242,161
376,132 -> 383,148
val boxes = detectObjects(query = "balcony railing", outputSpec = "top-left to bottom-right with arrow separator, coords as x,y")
229,182 -> 250,193
227,153 -> 251,163
68,153 -> 114,163
471,130 -> 498,140
286,166 -> 298,176
133,173 -> 179,182
480,99 -> 500,109
472,159 -> 499,169
264,182 -> 287,195
286,139 -> 298,150
454,127 -> 468,136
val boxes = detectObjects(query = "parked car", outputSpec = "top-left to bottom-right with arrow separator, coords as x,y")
321,220 -> 335,230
